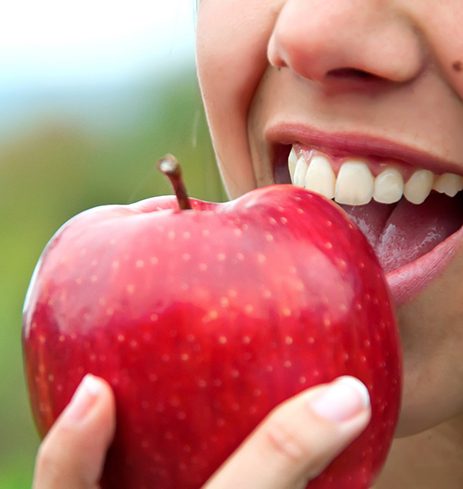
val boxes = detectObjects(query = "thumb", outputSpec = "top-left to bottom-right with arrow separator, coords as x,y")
33,374 -> 116,489
204,376 -> 371,489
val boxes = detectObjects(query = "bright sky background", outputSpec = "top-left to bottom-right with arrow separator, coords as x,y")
0,0 -> 196,90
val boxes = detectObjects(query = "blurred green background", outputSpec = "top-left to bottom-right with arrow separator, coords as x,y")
0,1 -> 225,486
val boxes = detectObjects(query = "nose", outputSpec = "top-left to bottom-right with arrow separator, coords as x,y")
268,0 -> 425,86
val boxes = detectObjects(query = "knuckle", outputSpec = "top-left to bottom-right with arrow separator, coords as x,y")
262,411 -> 313,465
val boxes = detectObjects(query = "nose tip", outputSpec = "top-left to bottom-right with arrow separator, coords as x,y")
267,1 -> 425,86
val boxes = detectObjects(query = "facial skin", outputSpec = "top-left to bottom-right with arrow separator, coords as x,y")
196,0 -> 463,446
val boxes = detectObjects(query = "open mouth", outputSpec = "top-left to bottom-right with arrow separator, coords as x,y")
272,142 -> 463,305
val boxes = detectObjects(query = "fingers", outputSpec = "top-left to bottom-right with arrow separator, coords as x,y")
203,376 -> 371,489
33,374 -> 116,489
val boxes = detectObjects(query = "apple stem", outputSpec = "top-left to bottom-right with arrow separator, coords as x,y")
158,154 -> 192,211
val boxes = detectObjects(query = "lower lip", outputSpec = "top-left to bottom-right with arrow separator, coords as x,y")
386,224 -> 463,306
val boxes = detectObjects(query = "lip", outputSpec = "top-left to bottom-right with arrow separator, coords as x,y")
266,122 -> 463,306
266,122 -> 463,176
386,225 -> 463,306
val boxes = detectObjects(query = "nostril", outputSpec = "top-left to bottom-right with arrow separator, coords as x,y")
328,68 -> 379,81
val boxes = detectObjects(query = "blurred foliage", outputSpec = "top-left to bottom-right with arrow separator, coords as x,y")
0,63 -> 225,488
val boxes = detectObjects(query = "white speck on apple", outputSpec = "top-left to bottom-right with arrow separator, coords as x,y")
227,289 -> 238,298
284,336 -> 293,345
126,284 -> 135,295
282,307 -> 292,317
230,369 -> 240,378
135,259 -> 145,268
262,289 -> 272,299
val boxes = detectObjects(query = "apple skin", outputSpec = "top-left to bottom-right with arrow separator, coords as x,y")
23,184 -> 401,489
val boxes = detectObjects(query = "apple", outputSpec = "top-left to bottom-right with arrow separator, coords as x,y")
23,155 -> 401,489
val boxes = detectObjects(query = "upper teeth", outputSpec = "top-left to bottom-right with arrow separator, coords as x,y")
288,147 -> 463,206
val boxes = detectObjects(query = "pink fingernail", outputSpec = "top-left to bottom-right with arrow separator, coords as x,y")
64,374 -> 102,422
309,376 -> 370,422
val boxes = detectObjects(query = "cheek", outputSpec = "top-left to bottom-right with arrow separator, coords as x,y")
196,0 -> 281,197
414,3 -> 463,98
395,250 -> 463,434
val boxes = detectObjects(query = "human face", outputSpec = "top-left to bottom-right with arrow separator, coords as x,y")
196,0 -> 463,437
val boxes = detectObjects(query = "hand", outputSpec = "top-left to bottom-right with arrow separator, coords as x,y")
32,375 -> 370,489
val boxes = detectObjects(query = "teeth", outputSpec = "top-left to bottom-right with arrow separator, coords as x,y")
287,147 -> 463,206
404,169 -> 434,204
304,155 -> 336,199
292,156 -> 308,187
288,147 -> 298,181
335,161 -> 374,205
433,173 -> 463,197
373,167 -> 404,204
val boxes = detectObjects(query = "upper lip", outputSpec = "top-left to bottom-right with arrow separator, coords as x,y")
266,122 -> 463,176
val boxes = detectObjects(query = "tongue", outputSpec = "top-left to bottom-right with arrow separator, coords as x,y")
341,193 -> 463,273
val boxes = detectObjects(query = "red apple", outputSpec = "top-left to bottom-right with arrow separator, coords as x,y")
23,156 -> 401,489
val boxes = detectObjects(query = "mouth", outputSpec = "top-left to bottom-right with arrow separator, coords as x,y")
268,126 -> 463,305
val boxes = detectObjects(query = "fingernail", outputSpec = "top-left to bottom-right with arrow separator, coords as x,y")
309,376 -> 370,422
64,374 -> 102,422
